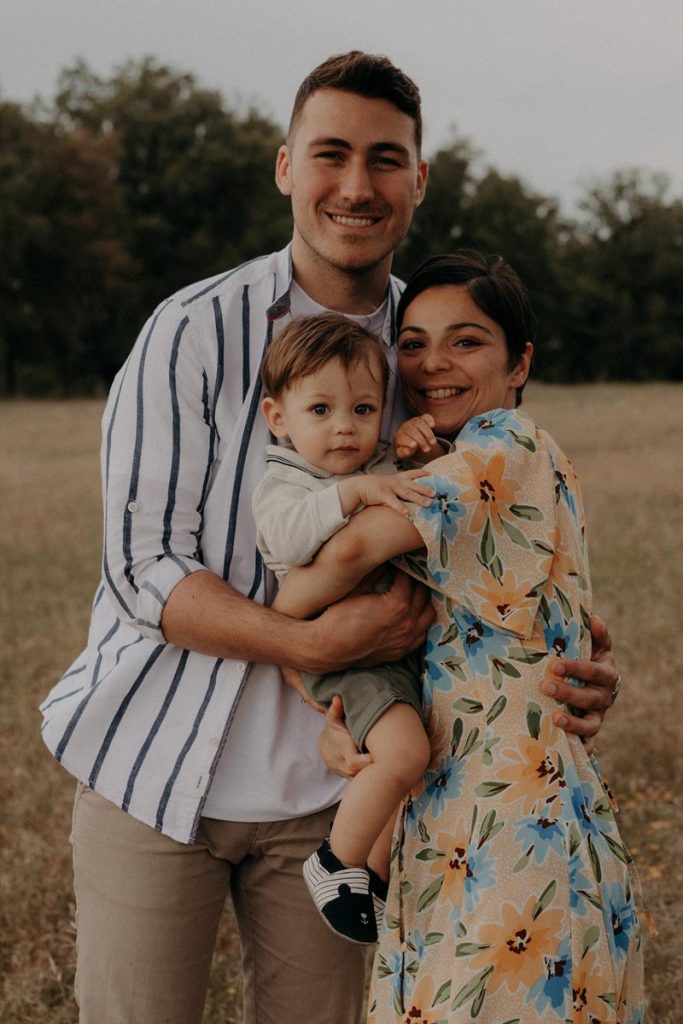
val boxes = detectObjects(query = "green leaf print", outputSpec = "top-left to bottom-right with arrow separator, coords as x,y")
440,530 -> 449,569
578,889 -> 603,911
532,879 -> 557,919
478,809 -> 500,847
480,518 -> 496,565
471,983 -> 487,1018
450,966 -> 494,1011
509,429 -> 536,452
463,727 -> 482,756
568,822 -> 581,857
432,980 -> 452,1005
443,656 -> 467,680
486,694 -> 507,724
509,503 -> 544,520
489,554 -> 504,581
513,846 -> 533,873
439,622 -> 459,645
581,924 -> 600,958
475,780 -> 511,798
384,912 -> 400,929
416,847 -> 446,861
600,992 -> 618,1010
451,717 -> 464,754
587,834 -> 603,882
491,661 -> 502,691
539,593 -> 552,623
500,516 -> 532,549
553,583 -> 574,622
526,702 -> 543,739
455,941 -> 493,957
417,818 -> 431,844
508,647 -> 546,665
417,875 -> 444,912
376,954 -> 392,978
425,931 -> 444,945
494,658 -> 522,678
532,539 -> 554,555
603,832 -> 629,863
453,697 -> 484,714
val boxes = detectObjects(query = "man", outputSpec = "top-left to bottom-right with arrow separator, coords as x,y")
40,52 -> 619,1024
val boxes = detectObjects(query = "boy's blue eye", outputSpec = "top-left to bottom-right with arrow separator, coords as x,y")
312,404 -> 328,415
355,404 -> 374,415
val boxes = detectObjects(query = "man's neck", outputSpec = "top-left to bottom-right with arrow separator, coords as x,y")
290,239 -> 392,315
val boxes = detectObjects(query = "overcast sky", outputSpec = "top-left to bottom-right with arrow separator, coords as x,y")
2,0 -> 681,213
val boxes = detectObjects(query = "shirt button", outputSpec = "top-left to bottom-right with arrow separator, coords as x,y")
127,500 -> 139,513
237,661 -> 247,672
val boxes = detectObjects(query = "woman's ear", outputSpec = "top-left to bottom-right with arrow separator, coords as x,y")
261,396 -> 289,439
511,342 -> 534,388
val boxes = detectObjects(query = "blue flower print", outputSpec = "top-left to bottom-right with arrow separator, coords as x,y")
414,475 -> 466,542
551,453 -> 577,516
454,608 -> 513,678
458,408 -> 518,449
462,845 -> 497,912
567,779 -> 602,842
423,631 -> 461,697
419,756 -> 466,819
542,599 -> 581,659
526,936 -> 572,1015
514,814 -> 566,864
376,948 -> 405,1003
568,851 -> 594,916
602,879 -> 638,963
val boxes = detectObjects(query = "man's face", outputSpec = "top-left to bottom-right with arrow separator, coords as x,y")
276,89 -> 428,285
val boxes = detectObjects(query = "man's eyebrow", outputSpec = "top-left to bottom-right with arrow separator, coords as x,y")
307,137 -> 411,158
398,321 -> 494,337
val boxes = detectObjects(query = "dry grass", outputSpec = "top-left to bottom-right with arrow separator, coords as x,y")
1,385 -> 681,1022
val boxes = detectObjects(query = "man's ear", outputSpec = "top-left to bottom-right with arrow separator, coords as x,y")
261,396 -> 289,438
414,159 -> 429,209
275,145 -> 293,197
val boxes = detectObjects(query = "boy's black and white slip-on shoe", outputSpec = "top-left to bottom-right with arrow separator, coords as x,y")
303,838 -> 377,944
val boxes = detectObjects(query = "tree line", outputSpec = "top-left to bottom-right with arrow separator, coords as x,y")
1,58 -> 681,395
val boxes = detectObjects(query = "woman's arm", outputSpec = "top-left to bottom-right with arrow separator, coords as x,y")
273,505 -> 424,620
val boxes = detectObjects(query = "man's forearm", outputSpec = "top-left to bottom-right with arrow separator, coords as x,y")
161,570 -> 325,670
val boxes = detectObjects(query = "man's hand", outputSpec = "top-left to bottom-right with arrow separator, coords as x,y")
318,695 -> 372,779
310,570 -> 434,674
540,614 -> 619,754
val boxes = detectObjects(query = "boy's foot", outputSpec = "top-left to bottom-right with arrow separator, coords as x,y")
367,865 -> 389,934
303,838 -> 377,944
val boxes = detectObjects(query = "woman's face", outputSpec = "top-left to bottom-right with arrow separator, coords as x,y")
397,284 -> 532,438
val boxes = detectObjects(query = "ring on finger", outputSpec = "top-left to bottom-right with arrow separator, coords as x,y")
609,672 -> 622,706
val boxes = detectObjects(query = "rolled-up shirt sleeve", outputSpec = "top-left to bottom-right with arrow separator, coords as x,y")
101,298 -> 218,640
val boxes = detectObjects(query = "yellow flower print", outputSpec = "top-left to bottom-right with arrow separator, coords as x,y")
453,449 -> 522,535
468,893 -> 564,994
429,825 -> 471,908
470,567 -> 540,635
571,947 -> 615,1023
497,713 -> 564,815
399,974 -> 449,1024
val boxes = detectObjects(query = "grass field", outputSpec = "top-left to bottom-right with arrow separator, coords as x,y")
1,384 -> 681,1022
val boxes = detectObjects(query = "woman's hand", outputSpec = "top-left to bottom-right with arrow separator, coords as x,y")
318,695 -> 372,779
540,614 -> 619,754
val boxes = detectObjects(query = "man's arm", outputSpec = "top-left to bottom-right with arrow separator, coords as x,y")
161,564 -> 433,675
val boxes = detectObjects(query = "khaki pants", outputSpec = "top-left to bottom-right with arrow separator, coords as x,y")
71,784 -> 368,1024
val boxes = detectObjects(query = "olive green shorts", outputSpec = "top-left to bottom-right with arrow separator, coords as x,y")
301,649 -> 423,752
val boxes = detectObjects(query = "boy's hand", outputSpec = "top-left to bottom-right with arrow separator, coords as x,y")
354,468 -> 435,515
394,414 -> 443,462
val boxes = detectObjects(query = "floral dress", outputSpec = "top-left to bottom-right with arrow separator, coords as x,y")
368,408 -> 644,1024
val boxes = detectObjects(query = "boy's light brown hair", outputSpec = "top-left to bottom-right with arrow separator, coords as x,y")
261,313 -> 390,400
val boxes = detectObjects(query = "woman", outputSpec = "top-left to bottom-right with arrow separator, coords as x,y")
275,251 -> 644,1023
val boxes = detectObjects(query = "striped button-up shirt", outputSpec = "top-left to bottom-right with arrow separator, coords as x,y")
40,245 -> 405,843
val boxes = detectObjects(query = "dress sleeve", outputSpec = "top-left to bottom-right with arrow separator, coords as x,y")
398,410 -> 558,640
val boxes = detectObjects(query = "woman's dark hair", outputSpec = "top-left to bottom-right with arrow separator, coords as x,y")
396,251 -> 536,405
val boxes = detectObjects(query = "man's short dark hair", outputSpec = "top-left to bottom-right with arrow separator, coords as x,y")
289,51 -> 422,152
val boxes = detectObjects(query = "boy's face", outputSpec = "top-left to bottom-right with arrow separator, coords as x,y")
262,357 -> 385,474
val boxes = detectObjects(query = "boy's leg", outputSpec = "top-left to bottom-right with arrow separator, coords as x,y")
228,804 -> 368,1024
329,703 -> 430,868
71,783 -> 232,1024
